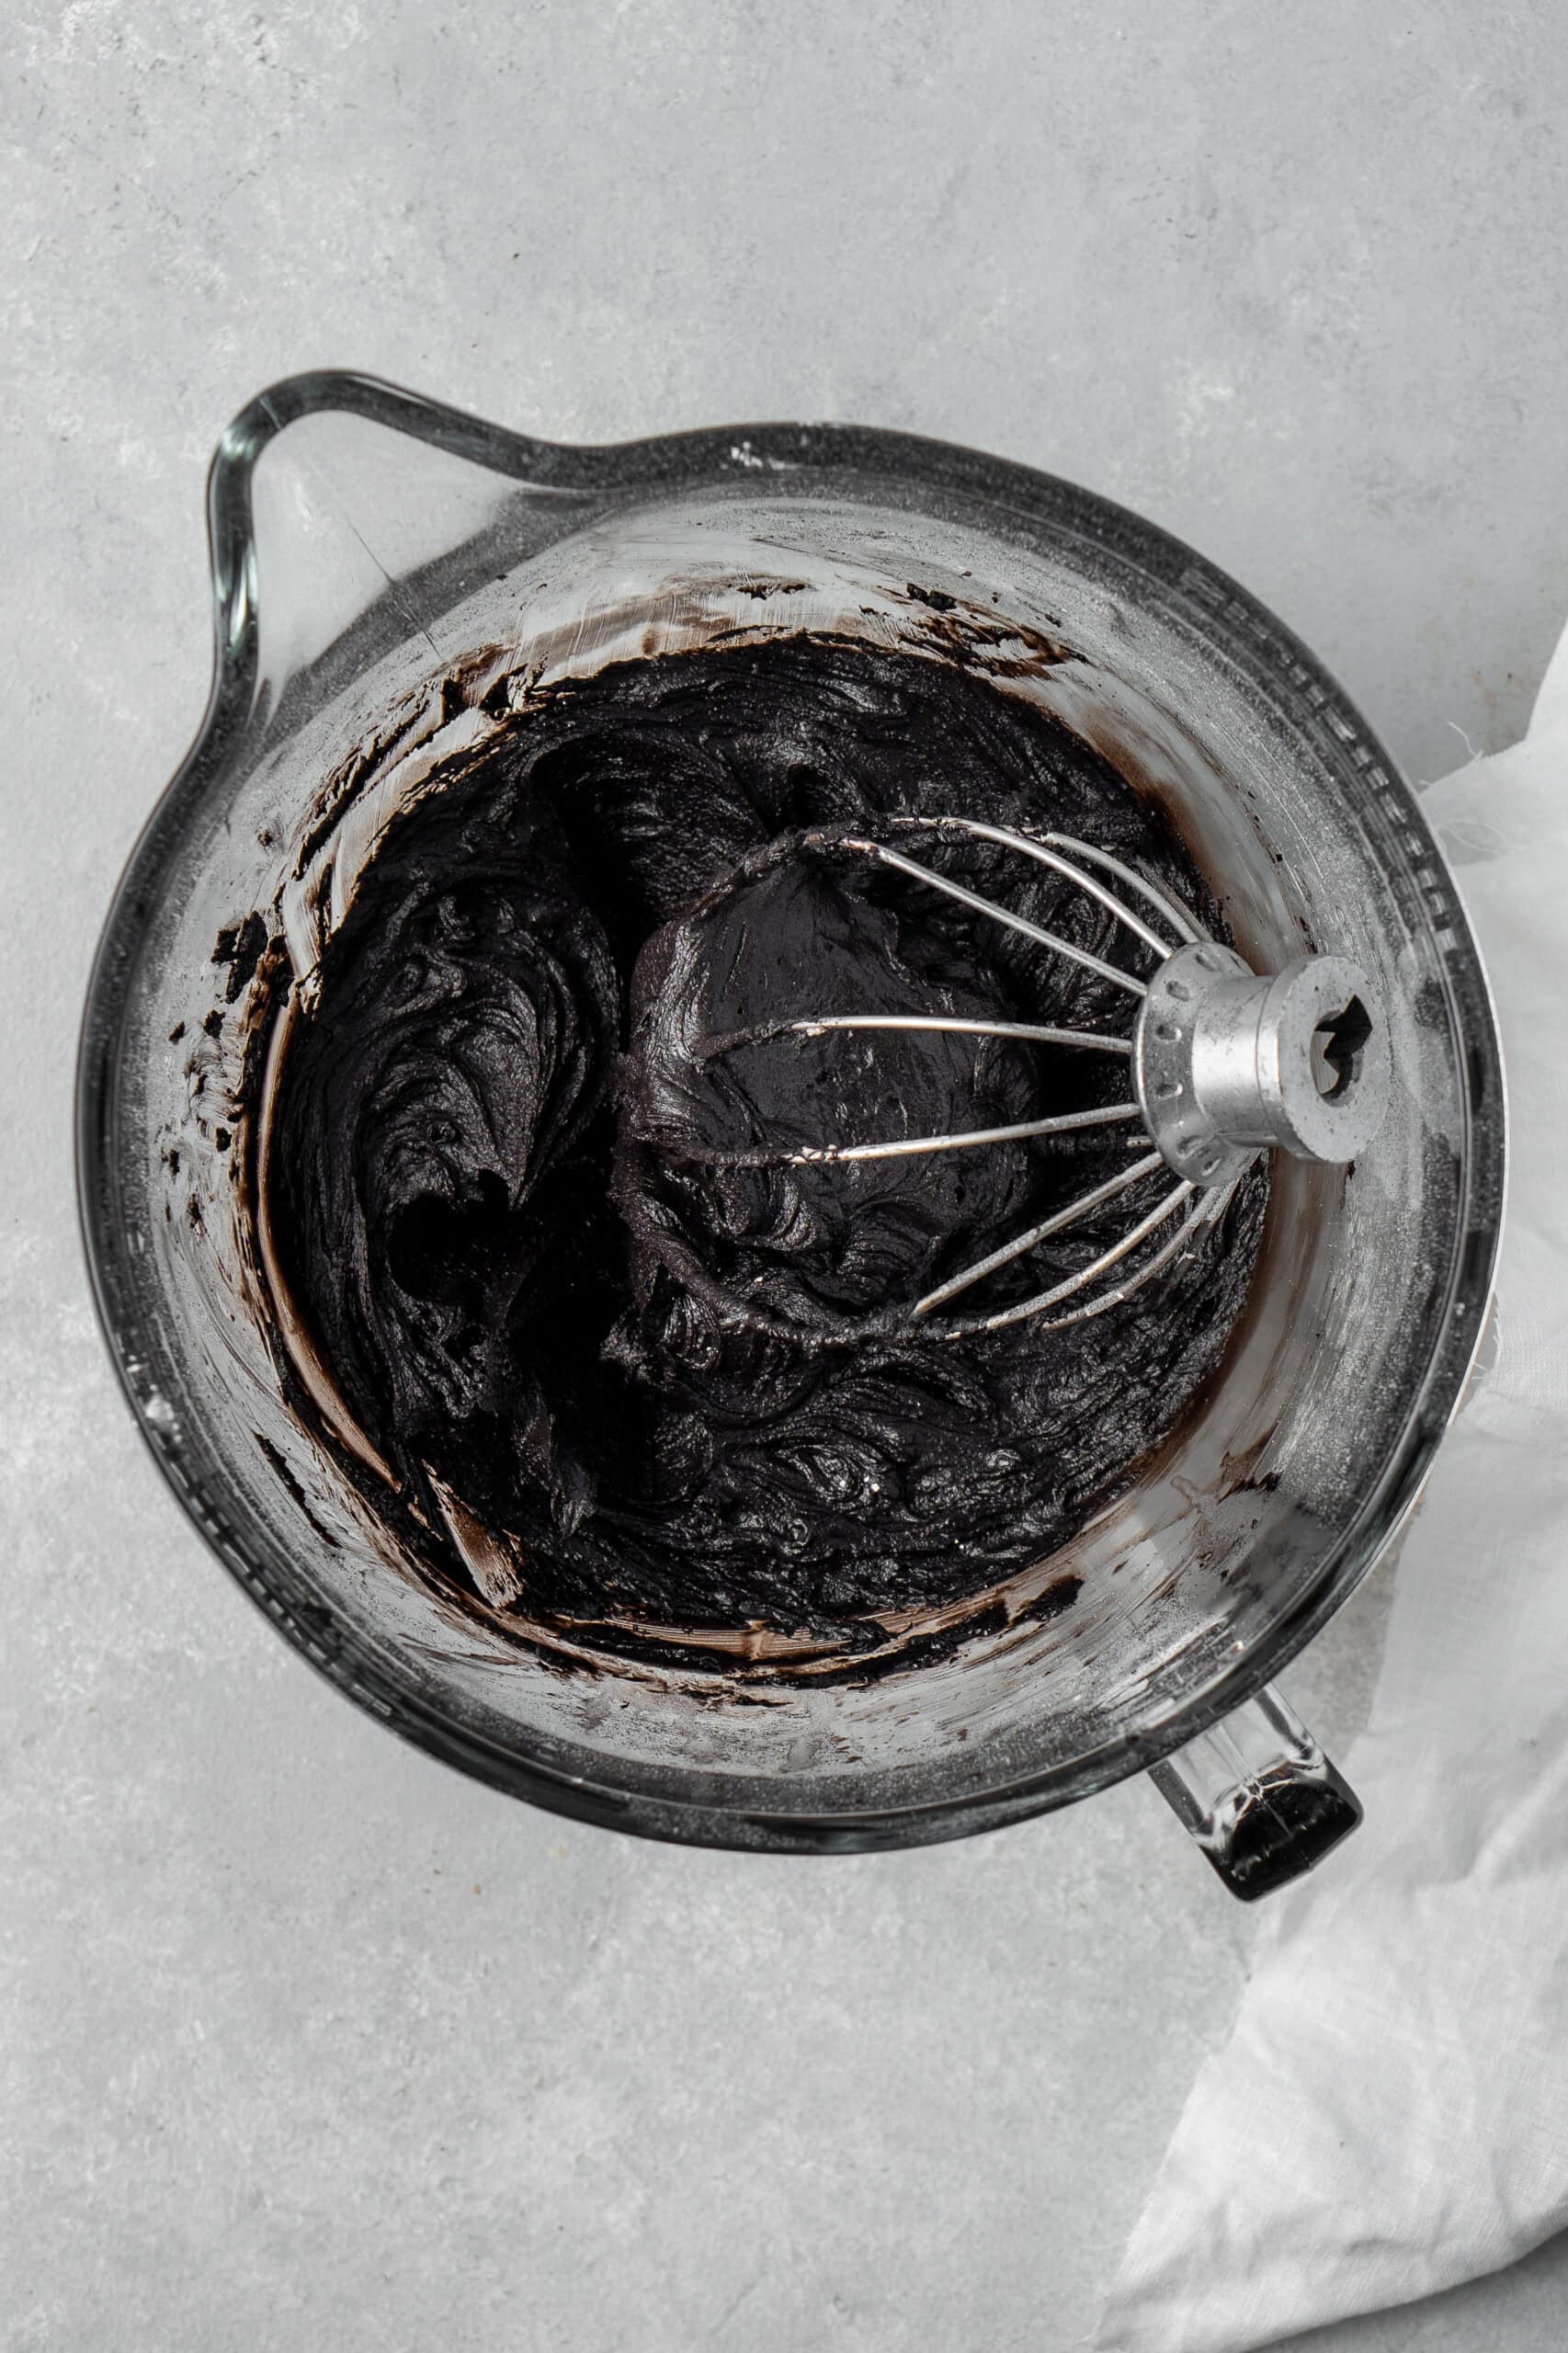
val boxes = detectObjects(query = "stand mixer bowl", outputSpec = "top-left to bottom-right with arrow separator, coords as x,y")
76,373 -> 1504,1895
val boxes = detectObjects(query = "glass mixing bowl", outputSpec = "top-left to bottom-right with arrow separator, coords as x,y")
76,373 -> 1504,1895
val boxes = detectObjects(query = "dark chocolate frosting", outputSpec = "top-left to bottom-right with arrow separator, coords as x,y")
267,638 -> 1265,1647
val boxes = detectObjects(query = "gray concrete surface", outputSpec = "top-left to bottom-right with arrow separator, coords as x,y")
3,5 -> 1566,2347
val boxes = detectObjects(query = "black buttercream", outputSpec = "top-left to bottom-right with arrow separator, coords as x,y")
267,640 -> 1266,1640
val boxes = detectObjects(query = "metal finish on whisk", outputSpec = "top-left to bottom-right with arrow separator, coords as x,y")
685,816 -> 1390,1340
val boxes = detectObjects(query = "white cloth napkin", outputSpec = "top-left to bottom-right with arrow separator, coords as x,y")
1096,620 -> 1568,2353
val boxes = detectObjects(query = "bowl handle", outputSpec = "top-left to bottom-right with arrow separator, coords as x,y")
1148,1684 -> 1361,1901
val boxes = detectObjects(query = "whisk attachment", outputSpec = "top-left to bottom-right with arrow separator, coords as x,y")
634,814 -> 1389,1343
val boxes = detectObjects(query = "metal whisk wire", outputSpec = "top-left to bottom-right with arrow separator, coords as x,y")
666,818 -> 1228,1338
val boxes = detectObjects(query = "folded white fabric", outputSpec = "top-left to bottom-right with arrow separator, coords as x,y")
1096,620 -> 1568,2353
